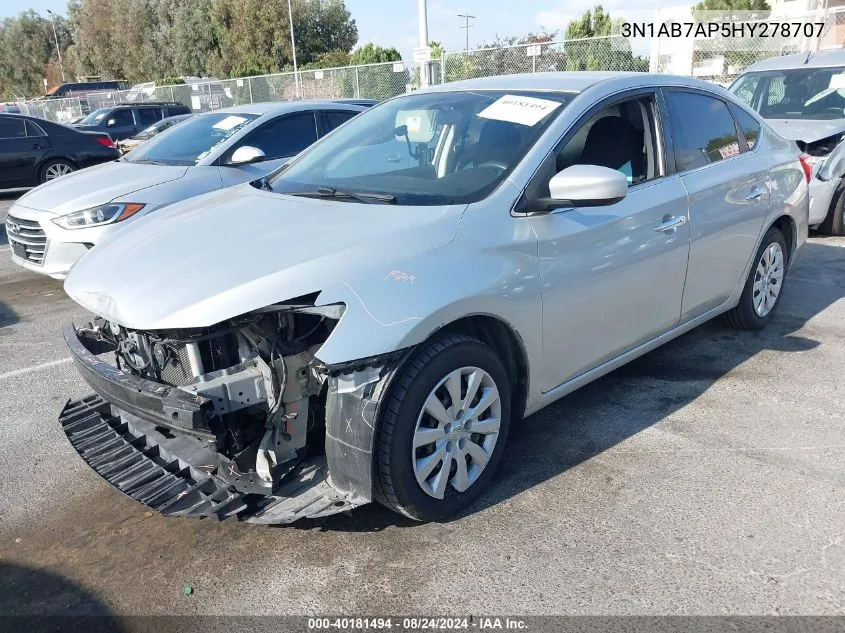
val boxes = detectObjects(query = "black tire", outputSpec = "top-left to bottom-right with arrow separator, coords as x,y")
39,158 -> 76,184
374,334 -> 512,522
819,185 -> 845,236
724,226 -> 788,330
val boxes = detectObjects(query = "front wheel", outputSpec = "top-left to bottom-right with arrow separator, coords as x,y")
374,335 -> 512,522
725,226 -> 788,330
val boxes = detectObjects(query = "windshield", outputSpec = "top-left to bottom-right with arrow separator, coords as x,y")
731,66 -> 845,120
270,90 -> 572,205
78,108 -> 111,125
124,112 -> 258,165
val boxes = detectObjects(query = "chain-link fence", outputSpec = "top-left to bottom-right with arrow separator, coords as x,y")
439,35 -> 653,83
17,60 -> 418,123
653,8 -> 845,85
16,9 -> 845,124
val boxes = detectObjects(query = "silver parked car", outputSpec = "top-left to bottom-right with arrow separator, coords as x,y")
7,101 -> 366,279
58,73 -> 808,524
730,50 -> 845,234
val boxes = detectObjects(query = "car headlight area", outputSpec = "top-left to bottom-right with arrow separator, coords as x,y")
52,202 -> 146,230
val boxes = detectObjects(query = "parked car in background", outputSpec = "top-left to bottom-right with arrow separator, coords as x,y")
57,73 -> 808,526
730,50 -> 845,234
0,102 -> 21,113
72,102 -> 192,141
45,80 -> 131,99
0,113 -> 118,191
8,100 -> 366,278
118,114 -> 194,153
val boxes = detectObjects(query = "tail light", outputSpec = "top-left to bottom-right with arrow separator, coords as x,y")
799,154 -> 813,183
95,136 -> 116,149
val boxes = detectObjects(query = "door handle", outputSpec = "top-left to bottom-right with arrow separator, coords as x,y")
31,144 -> 45,150
654,216 -> 687,232
746,187 -> 767,201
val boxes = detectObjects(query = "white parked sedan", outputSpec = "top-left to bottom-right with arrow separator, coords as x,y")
7,101 -> 366,279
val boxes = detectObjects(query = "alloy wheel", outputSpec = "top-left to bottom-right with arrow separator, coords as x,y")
45,163 -> 74,180
412,366 -> 502,499
752,241 -> 784,317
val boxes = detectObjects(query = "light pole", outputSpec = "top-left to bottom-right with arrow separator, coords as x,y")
46,9 -> 66,83
418,0 -> 430,88
458,13 -> 475,51
287,0 -> 300,98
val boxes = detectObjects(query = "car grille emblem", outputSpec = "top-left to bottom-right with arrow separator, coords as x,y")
6,220 -> 19,235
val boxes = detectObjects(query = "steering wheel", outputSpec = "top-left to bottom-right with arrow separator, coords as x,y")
475,160 -> 509,171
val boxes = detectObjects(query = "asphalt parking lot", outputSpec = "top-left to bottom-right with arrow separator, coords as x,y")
0,191 -> 843,617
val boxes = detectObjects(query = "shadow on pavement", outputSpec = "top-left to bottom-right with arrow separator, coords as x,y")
290,240 -> 844,532
0,301 -> 17,328
0,562 -> 125,632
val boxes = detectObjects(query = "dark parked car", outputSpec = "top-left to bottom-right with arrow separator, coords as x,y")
0,113 -> 119,188
118,113 -> 194,152
72,102 -> 192,140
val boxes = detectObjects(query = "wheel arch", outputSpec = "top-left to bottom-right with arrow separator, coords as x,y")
770,213 -> 797,266
37,155 -> 78,181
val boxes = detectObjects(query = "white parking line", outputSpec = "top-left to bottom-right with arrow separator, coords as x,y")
0,246 -> 10,252
0,358 -> 72,381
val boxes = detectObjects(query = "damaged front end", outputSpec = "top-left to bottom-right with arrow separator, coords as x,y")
59,300 -> 405,524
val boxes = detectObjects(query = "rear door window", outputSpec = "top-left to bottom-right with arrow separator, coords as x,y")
323,110 -> 357,133
0,117 -> 26,138
137,107 -> 163,126
666,91 -> 742,172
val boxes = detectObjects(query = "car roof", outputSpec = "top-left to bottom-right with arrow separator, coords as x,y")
424,71 -> 724,94
742,50 -> 845,73
202,100 -> 366,116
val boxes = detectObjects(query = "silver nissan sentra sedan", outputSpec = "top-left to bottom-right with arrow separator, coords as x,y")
58,72 -> 808,524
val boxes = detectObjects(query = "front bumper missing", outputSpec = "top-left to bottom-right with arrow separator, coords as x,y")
59,324 -> 364,524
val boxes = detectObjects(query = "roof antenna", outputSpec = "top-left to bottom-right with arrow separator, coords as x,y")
804,50 -> 813,64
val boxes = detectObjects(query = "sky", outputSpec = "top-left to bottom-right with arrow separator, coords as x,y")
1,0 -> 665,61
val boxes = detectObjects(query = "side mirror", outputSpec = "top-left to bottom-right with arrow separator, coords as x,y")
532,164 -> 628,213
106,118 -> 116,127
228,145 -> 266,166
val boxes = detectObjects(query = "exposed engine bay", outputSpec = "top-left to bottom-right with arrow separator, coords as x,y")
60,300 -> 405,523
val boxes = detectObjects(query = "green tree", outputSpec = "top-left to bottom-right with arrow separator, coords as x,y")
691,0 -> 772,78
564,6 -> 648,72
0,10 -> 73,98
345,44 -> 405,99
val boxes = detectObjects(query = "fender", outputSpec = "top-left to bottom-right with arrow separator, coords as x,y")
313,193 -> 543,373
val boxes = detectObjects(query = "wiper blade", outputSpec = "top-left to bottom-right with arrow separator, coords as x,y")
288,186 -> 395,204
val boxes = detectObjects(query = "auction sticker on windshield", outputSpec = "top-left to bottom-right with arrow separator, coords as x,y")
212,115 -> 248,131
478,94 -> 562,126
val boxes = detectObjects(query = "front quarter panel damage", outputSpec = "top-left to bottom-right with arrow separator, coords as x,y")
322,352 -> 412,504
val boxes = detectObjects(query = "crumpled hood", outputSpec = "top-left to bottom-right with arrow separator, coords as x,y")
16,161 -> 189,215
64,184 -> 465,330
764,118 -> 845,144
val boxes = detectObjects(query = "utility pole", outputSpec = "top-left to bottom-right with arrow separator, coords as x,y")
458,13 -> 475,51
287,0 -> 300,98
418,0 -> 430,88
46,9 -> 66,83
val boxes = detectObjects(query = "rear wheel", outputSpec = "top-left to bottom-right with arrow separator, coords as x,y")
40,159 -> 76,183
725,226 -> 787,330
374,335 -> 511,522
820,184 -> 845,236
